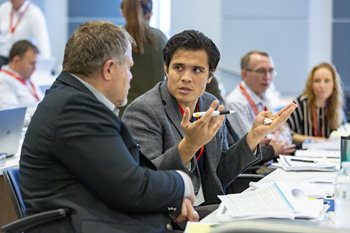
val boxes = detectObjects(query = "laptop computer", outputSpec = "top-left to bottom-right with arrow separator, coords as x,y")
0,106 -> 27,157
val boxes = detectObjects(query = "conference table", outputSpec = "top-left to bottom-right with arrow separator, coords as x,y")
199,167 -> 341,232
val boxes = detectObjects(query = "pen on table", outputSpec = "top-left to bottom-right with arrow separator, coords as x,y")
192,110 -> 235,118
309,181 -> 334,184
290,158 -> 316,163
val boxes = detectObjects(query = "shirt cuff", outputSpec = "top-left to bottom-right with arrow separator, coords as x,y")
176,170 -> 194,199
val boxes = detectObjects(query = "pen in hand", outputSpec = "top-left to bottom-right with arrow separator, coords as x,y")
193,110 -> 235,118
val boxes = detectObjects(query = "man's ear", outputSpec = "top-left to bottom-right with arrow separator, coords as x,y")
207,70 -> 215,83
164,64 -> 169,79
12,55 -> 21,64
241,70 -> 247,80
102,59 -> 114,81
207,76 -> 213,84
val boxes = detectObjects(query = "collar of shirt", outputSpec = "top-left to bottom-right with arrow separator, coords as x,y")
71,73 -> 119,116
241,81 -> 267,110
15,0 -> 30,14
1,65 -> 25,80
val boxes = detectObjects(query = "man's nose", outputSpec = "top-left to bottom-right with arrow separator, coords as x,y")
181,70 -> 192,82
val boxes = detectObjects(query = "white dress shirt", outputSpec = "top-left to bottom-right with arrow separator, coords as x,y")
225,81 -> 270,138
0,65 -> 43,115
0,0 -> 51,58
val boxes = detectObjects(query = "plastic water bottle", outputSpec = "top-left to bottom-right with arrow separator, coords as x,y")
334,161 -> 350,229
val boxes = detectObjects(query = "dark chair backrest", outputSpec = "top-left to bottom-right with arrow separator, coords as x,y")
3,167 -> 26,218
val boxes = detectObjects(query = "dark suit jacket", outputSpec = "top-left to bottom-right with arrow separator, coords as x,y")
20,72 -> 185,233
123,81 -> 261,205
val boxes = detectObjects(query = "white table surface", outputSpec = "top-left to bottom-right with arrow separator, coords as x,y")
201,168 -> 338,229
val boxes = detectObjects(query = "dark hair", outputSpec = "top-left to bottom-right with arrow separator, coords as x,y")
8,40 -> 39,62
140,0 -> 152,15
205,77 -> 224,103
163,30 -> 220,72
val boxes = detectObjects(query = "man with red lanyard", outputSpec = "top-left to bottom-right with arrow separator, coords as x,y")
0,40 -> 42,115
226,50 -> 296,164
0,0 -> 51,67
123,31 -> 297,219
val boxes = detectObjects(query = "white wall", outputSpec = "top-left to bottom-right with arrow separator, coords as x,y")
44,0 -> 67,72
170,0 -> 222,51
308,0 -> 332,69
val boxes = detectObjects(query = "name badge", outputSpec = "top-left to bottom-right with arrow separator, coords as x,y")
194,185 -> 205,206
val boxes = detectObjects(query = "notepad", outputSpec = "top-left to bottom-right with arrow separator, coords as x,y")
277,155 -> 337,172
295,149 -> 340,158
216,183 -> 324,222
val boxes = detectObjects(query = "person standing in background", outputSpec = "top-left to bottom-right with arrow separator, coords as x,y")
0,0 -> 51,67
119,0 -> 167,116
0,40 -> 42,116
287,62 -> 344,144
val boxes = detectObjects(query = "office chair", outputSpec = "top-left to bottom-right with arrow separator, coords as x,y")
1,167 -> 70,233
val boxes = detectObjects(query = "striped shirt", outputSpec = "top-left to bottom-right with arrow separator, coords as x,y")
287,95 -> 332,138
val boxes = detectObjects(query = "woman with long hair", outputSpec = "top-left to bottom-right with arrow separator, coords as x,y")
287,62 -> 344,144
120,0 -> 167,114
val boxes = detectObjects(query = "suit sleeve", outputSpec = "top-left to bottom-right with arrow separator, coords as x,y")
217,125 -> 262,187
49,95 -> 184,215
122,99 -> 200,192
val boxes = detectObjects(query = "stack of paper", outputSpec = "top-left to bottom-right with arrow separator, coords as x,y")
295,149 -> 340,158
277,155 -> 337,172
302,137 -> 340,150
216,183 -> 324,222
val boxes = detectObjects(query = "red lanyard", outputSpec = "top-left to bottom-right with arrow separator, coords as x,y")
239,83 -> 267,115
178,103 -> 205,161
0,68 -> 40,101
312,107 -> 324,137
9,2 -> 30,34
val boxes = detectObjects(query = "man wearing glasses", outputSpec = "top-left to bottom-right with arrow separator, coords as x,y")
226,50 -> 295,163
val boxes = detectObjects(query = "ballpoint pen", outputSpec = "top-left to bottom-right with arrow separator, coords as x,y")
290,158 -> 316,163
192,110 -> 235,118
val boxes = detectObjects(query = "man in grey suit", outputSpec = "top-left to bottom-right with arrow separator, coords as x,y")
19,21 -> 200,233
123,30 -> 297,207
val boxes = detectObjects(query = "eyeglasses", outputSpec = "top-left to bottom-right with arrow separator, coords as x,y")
245,68 -> 277,77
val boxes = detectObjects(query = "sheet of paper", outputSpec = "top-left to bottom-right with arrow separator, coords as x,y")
217,183 -> 295,221
216,183 -> 324,222
184,222 -> 214,233
278,155 -> 337,172
295,149 -> 340,158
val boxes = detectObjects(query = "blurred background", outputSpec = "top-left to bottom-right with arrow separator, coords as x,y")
1,0 -> 348,117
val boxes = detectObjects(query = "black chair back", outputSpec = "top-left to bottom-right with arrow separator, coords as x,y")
1,167 -> 70,233
3,167 -> 26,218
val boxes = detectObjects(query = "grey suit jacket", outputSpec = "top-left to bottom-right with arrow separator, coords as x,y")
20,72 -> 184,233
123,81 -> 261,204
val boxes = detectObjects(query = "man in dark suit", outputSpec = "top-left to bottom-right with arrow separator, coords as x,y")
19,21 -> 200,233
122,30 -> 297,206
